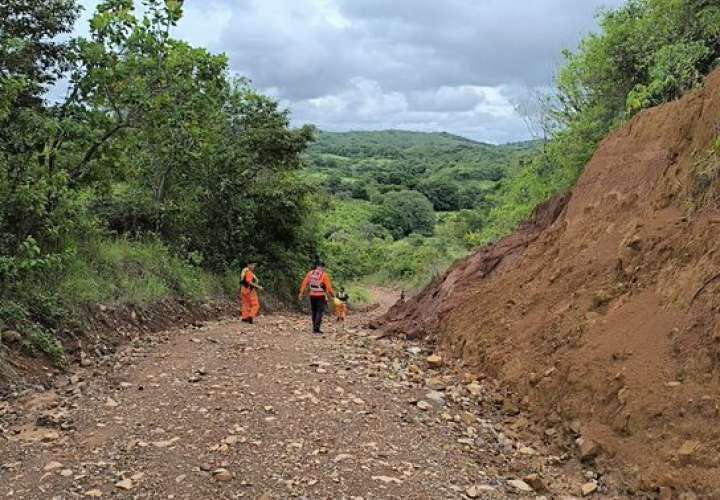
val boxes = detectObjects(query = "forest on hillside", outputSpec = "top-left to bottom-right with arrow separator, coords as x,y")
305,131 -> 537,287
1,0 -> 718,366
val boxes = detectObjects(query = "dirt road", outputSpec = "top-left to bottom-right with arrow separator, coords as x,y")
1,293 -> 604,499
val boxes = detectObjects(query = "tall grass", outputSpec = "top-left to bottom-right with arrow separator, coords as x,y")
58,238 -> 221,308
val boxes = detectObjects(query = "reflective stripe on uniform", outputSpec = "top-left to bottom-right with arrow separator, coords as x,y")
309,269 -> 325,295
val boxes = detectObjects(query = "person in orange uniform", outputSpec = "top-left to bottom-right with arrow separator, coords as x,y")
240,262 -> 261,324
299,262 -> 335,335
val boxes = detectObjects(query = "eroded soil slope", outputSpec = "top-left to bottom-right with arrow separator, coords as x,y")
380,69 -> 720,496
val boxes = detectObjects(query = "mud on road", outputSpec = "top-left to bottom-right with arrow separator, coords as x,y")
2,297 -> 609,499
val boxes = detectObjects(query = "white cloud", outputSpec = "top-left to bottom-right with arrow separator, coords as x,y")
73,0 -> 626,142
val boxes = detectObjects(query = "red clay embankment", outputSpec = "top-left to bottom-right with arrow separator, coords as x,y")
380,69 -> 720,496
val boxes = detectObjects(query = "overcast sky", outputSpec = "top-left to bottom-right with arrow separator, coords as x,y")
75,0 -> 625,144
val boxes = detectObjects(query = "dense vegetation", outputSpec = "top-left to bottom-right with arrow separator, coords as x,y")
308,0 -> 720,288
306,131 -> 536,285
0,0 -> 315,364
474,0 -> 720,245
2,0 -> 718,367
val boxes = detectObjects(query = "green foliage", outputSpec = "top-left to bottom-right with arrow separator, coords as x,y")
371,190 -> 435,239
306,131 -> 535,210
317,199 -> 390,282
0,0 -> 316,363
418,178 -> 461,211
57,238 -> 218,306
0,0 -> 80,104
309,132 -> 536,288
375,235 -> 467,287
316,198 -> 467,289
345,284 -> 372,307
477,0 -> 720,247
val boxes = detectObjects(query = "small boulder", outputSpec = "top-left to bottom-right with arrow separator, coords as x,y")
425,391 -> 446,408
467,382 -> 483,397
425,377 -> 446,390
426,354 -> 443,369
43,461 -> 63,472
115,479 -> 134,491
523,473 -> 548,493
577,437 -> 601,462
212,468 -> 233,482
508,479 -> 533,493
581,481 -> 598,496
677,440 -> 700,464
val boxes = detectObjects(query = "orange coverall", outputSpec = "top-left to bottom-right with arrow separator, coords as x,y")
240,268 -> 260,321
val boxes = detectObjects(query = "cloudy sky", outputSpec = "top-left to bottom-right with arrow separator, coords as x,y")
75,0 -> 625,143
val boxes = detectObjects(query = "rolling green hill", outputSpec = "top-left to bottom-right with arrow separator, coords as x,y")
306,130 -> 540,288
305,130 -> 538,212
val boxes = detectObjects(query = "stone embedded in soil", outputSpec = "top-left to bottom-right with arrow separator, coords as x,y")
416,401 -> 431,411
42,431 -> 60,442
426,354 -> 443,369
658,486 -> 673,500
371,475 -> 403,485
43,461 -> 63,472
523,473 -> 548,493
84,490 -> 103,497
577,437 -> 601,461
333,454 -> 353,463
467,485 -> 496,497
467,382 -> 483,396
212,468 -> 233,481
425,391 -> 446,407
581,481 -> 598,496
461,411 -> 476,426
115,479 -> 134,490
508,479 -> 534,492
677,440 -> 700,463
425,377 -> 447,390
152,437 -> 180,448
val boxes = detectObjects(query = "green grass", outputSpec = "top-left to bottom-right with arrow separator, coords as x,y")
0,237 -> 228,366
58,238 -> 221,307
340,283 -> 372,308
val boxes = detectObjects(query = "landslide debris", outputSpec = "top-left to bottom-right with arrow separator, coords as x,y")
380,69 -> 720,496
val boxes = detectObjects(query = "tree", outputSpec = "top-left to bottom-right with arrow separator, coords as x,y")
0,0 -> 82,284
476,0 -> 720,248
371,190 -> 435,239
419,178 -> 461,211
0,0 -> 80,106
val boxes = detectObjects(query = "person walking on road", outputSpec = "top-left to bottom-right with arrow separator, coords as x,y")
299,262 -> 335,335
240,262 -> 261,324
